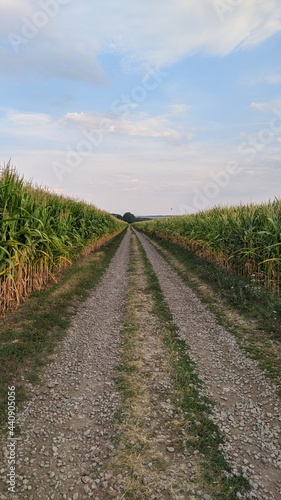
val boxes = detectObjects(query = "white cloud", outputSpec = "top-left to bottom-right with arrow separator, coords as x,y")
265,75 -> 281,84
169,104 -> 191,115
0,111 -> 62,141
250,99 -> 281,113
0,0 -> 104,83
61,111 -> 186,142
109,0 -> 281,59
0,0 -> 31,37
0,0 -> 280,81
8,112 -> 52,126
97,0 -> 281,64
243,73 -> 281,86
250,102 -> 268,111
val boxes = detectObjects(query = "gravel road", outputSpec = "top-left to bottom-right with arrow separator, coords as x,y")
136,230 -> 281,500
0,227 -> 280,499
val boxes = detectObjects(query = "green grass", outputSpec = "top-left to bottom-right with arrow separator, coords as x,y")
0,230 -> 127,433
114,243 -> 139,408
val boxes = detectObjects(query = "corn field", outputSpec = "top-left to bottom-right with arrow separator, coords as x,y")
0,164 -> 126,315
136,201 -> 281,294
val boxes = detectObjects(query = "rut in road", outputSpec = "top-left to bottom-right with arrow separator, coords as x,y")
135,230 -> 281,500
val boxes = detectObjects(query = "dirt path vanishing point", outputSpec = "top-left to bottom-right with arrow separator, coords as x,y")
0,227 -> 280,499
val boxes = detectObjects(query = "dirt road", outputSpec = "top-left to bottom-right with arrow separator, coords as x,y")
0,229 -> 280,499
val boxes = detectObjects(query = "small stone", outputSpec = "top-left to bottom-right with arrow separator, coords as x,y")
47,382 -> 57,389
167,447 -> 175,453
81,475 -> 90,484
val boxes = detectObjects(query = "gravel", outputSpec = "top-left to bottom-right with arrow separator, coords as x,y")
1,227 -> 280,499
0,230 -> 130,499
136,230 -> 281,500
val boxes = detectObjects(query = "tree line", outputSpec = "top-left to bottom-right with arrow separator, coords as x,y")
111,212 -> 151,224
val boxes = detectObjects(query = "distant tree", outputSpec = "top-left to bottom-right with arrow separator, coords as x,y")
111,213 -> 123,220
135,216 -> 151,222
123,212 -> 136,224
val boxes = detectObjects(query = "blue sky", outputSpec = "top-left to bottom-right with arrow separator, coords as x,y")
0,0 -> 281,215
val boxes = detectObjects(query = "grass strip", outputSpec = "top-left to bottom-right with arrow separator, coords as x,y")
0,229 -> 127,433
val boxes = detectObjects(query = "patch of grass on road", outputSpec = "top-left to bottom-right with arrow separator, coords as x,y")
0,230 -> 127,433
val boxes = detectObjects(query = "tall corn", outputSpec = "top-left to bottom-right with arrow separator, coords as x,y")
0,163 -> 126,314
136,201 -> 281,293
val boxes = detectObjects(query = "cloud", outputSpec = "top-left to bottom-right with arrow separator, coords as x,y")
0,0 -> 30,37
264,74 -> 281,84
0,0 -> 104,83
0,43 -> 104,83
0,0 -> 281,82
61,111 -> 186,142
245,73 -> 281,86
250,99 -> 281,112
169,104 -> 191,115
99,0 -> 281,63
0,110 -> 76,151
250,102 -> 268,111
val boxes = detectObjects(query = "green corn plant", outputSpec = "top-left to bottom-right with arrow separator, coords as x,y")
135,200 -> 281,294
0,162 -> 126,314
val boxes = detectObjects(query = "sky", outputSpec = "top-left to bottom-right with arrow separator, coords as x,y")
0,0 -> 281,215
